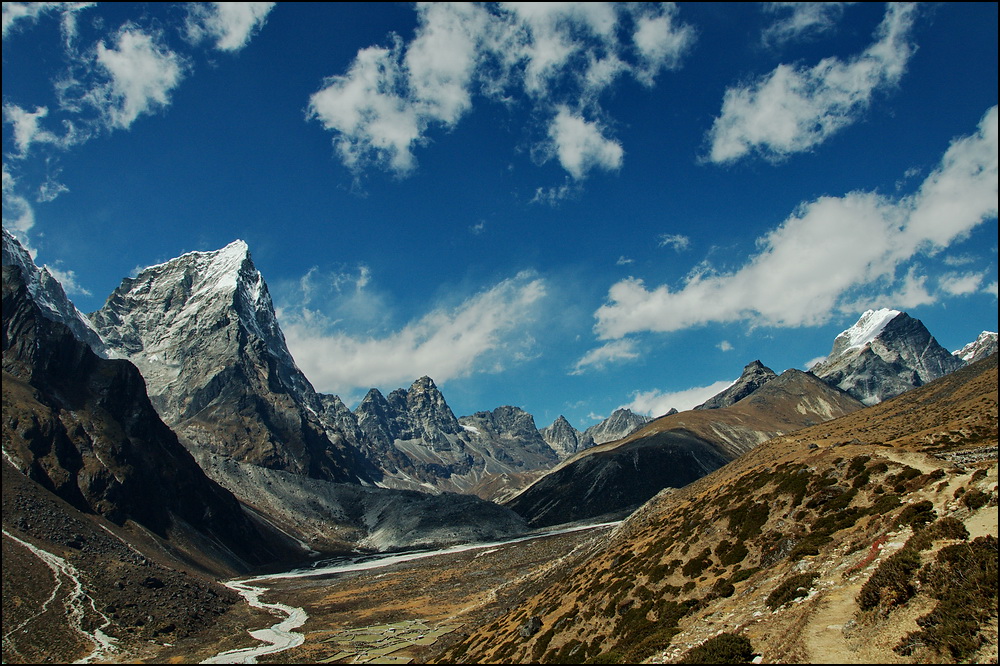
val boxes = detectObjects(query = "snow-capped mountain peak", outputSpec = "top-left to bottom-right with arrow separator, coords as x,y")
953,331 -> 998,364
835,308 -> 902,354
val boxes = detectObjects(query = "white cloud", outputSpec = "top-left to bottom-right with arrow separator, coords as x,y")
761,2 -> 852,47
278,272 -> 547,395
3,104 -> 54,156
571,339 -> 639,374
616,256 -> 634,266
939,271 -> 986,296
309,3 -> 694,178
1,2 -> 93,40
596,105 -> 998,339
86,25 -> 187,130
658,233 -> 690,251
547,107 -> 623,179
985,281 -> 999,298
308,39 -> 422,174
717,340 -> 734,352
707,3 -> 916,164
530,179 -> 580,205
2,165 -> 36,239
185,2 -> 275,52
626,379 -> 735,416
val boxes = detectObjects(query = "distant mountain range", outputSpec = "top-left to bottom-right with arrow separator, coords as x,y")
2,229 -> 996,664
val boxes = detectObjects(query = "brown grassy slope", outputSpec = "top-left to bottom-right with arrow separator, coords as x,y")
441,354 -> 997,665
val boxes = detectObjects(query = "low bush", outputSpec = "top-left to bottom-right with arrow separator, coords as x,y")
898,500 -> 936,529
765,573 -> 818,610
896,536 -> 998,661
678,633 -> 755,664
857,548 -> 921,611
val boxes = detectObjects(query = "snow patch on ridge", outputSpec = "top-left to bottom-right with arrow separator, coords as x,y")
838,308 -> 901,352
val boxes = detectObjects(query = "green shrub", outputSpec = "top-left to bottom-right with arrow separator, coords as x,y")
898,500 -> 936,528
729,567 -> 759,584
905,516 -> 969,552
678,633 -> 755,664
857,548 -> 922,611
682,548 -> 713,578
765,573 -> 818,609
867,493 -> 901,514
715,539 -> 749,566
727,501 -> 770,540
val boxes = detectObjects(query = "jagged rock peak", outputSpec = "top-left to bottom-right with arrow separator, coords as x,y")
811,309 -> 963,405
695,359 -> 777,410
540,415 -> 592,457
2,227 -> 109,356
953,331 -> 998,364
583,408 -> 652,445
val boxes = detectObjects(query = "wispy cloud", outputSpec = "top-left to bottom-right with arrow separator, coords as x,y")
717,340 -> 734,352
278,271 -> 547,396
571,339 -> 639,374
939,271 -> 987,296
185,2 -> 276,52
43,263 -> 91,297
597,105 -> 998,339
658,233 -> 690,251
625,379 -> 735,416
309,3 -> 694,179
707,3 -> 916,164
761,2 -> 853,47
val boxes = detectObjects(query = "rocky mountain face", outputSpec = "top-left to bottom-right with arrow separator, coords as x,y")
583,408 -> 652,445
540,415 -> 593,457
695,360 -> 777,410
354,378 -> 560,495
505,369 -> 863,527
89,241 -> 376,484
2,228 -> 109,356
810,309 -> 964,405
2,264 -> 299,570
954,330 -> 998,364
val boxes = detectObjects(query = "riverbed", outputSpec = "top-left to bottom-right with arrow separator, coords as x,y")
199,520 -> 619,664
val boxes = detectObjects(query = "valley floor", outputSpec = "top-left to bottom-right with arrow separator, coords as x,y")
146,523 -> 616,664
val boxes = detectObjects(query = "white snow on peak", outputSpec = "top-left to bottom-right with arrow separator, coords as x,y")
953,331 -> 999,362
838,308 -> 902,352
461,424 -> 481,435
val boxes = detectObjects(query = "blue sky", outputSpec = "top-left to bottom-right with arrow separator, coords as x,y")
3,2 -> 997,430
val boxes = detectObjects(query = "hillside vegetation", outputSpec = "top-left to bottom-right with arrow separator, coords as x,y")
441,354 -> 998,664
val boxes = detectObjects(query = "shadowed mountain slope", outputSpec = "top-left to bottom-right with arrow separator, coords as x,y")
505,369 -> 863,527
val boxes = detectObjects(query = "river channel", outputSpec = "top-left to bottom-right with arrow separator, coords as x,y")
202,520 -> 620,664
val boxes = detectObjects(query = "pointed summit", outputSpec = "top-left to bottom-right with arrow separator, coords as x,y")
695,360 -> 777,410
91,239 -> 373,483
583,408 -> 652,445
811,310 -> 963,405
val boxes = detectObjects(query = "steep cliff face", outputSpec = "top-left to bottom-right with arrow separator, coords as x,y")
2,264 -> 298,569
89,241 -> 375,484
811,309 -> 963,405
2,228 -> 109,356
